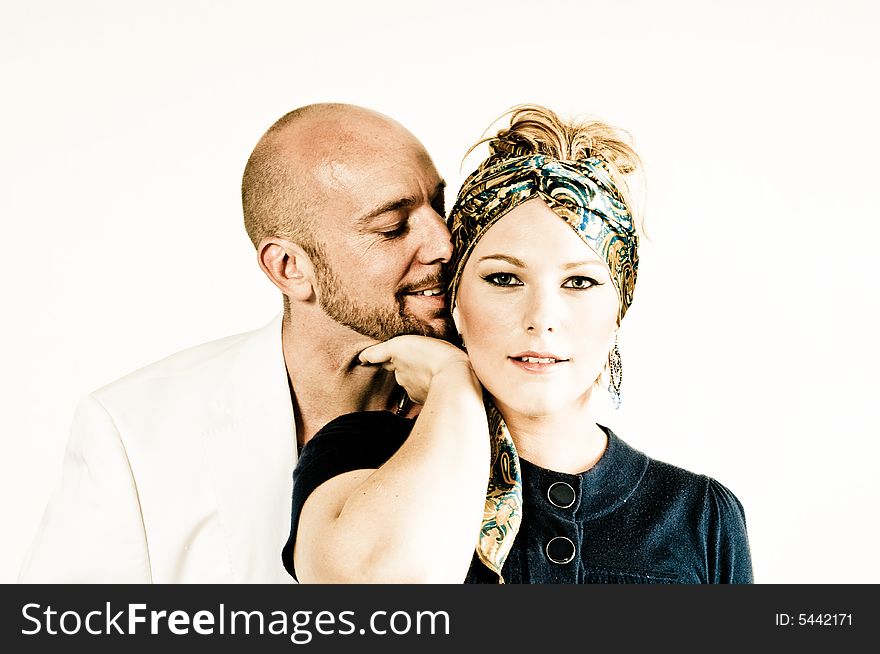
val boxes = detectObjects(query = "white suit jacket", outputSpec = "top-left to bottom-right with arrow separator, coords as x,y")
19,314 -> 298,583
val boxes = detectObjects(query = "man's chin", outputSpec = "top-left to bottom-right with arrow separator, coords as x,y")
402,312 -> 453,340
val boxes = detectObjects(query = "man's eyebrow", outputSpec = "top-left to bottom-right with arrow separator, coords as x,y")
357,196 -> 416,225
356,180 -> 446,226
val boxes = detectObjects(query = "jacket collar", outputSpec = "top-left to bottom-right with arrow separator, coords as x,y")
519,426 -> 649,521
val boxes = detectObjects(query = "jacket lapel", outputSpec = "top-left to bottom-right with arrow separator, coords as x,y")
202,313 -> 298,583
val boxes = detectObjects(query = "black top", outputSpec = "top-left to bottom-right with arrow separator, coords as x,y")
282,412 -> 753,584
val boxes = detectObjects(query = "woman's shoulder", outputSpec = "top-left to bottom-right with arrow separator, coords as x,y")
638,451 -> 748,529
610,431 -> 747,521
638,452 -> 753,583
621,435 -> 753,580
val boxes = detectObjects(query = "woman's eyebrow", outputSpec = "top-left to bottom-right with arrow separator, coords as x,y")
477,255 -> 604,270
477,254 -> 526,267
562,260 -> 605,270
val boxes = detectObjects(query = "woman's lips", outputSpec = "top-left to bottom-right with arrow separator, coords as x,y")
508,355 -> 568,374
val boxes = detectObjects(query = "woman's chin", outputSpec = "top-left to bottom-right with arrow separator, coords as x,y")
491,392 -> 579,421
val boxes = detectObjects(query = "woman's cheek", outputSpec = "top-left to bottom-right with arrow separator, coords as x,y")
461,290 -> 503,347
461,306 -> 506,388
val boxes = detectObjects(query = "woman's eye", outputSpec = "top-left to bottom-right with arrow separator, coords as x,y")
563,276 -> 599,289
484,273 -> 522,286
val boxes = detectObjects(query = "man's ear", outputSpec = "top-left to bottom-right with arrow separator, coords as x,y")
257,237 -> 316,302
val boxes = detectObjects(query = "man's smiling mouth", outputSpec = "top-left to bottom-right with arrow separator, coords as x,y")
408,287 -> 444,297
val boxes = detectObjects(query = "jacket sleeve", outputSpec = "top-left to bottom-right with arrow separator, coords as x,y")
704,477 -> 754,584
19,394 -> 153,583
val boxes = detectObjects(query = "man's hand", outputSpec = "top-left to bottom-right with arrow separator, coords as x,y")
358,336 -> 472,405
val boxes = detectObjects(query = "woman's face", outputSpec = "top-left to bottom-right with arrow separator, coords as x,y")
453,199 -> 620,418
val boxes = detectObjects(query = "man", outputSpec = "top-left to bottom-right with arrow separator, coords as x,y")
19,103 -> 452,583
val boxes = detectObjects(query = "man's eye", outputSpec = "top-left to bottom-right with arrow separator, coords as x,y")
563,276 -> 600,289
484,273 -> 522,287
379,224 -> 407,239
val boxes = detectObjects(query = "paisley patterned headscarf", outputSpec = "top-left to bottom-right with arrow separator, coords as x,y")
448,135 -> 639,581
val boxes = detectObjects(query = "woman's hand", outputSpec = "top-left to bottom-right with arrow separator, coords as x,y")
358,336 -> 473,405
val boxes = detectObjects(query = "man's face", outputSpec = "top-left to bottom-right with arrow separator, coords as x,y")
310,135 -> 452,341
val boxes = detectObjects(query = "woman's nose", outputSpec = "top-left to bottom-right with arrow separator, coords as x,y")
523,287 -> 558,333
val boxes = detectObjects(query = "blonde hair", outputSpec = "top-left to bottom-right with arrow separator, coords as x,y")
465,104 -> 645,235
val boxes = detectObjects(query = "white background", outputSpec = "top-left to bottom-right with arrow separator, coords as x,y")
2,0 -> 878,584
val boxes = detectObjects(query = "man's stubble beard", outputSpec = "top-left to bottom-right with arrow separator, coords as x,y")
312,254 -> 451,342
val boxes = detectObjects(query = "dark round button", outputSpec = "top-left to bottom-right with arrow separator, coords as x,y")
547,481 -> 576,508
545,536 -> 576,564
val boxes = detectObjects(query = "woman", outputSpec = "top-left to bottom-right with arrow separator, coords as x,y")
282,105 -> 753,583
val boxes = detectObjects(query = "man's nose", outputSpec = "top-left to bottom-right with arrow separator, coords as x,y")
417,207 -> 453,264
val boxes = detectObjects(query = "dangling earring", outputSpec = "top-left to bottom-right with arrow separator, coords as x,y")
608,336 -> 622,409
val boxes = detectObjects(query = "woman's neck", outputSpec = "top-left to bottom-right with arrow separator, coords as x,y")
496,397 -> 608,475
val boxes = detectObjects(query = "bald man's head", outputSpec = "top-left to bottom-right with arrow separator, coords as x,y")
241,103 -> 427,260
243,103 -> 451,338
